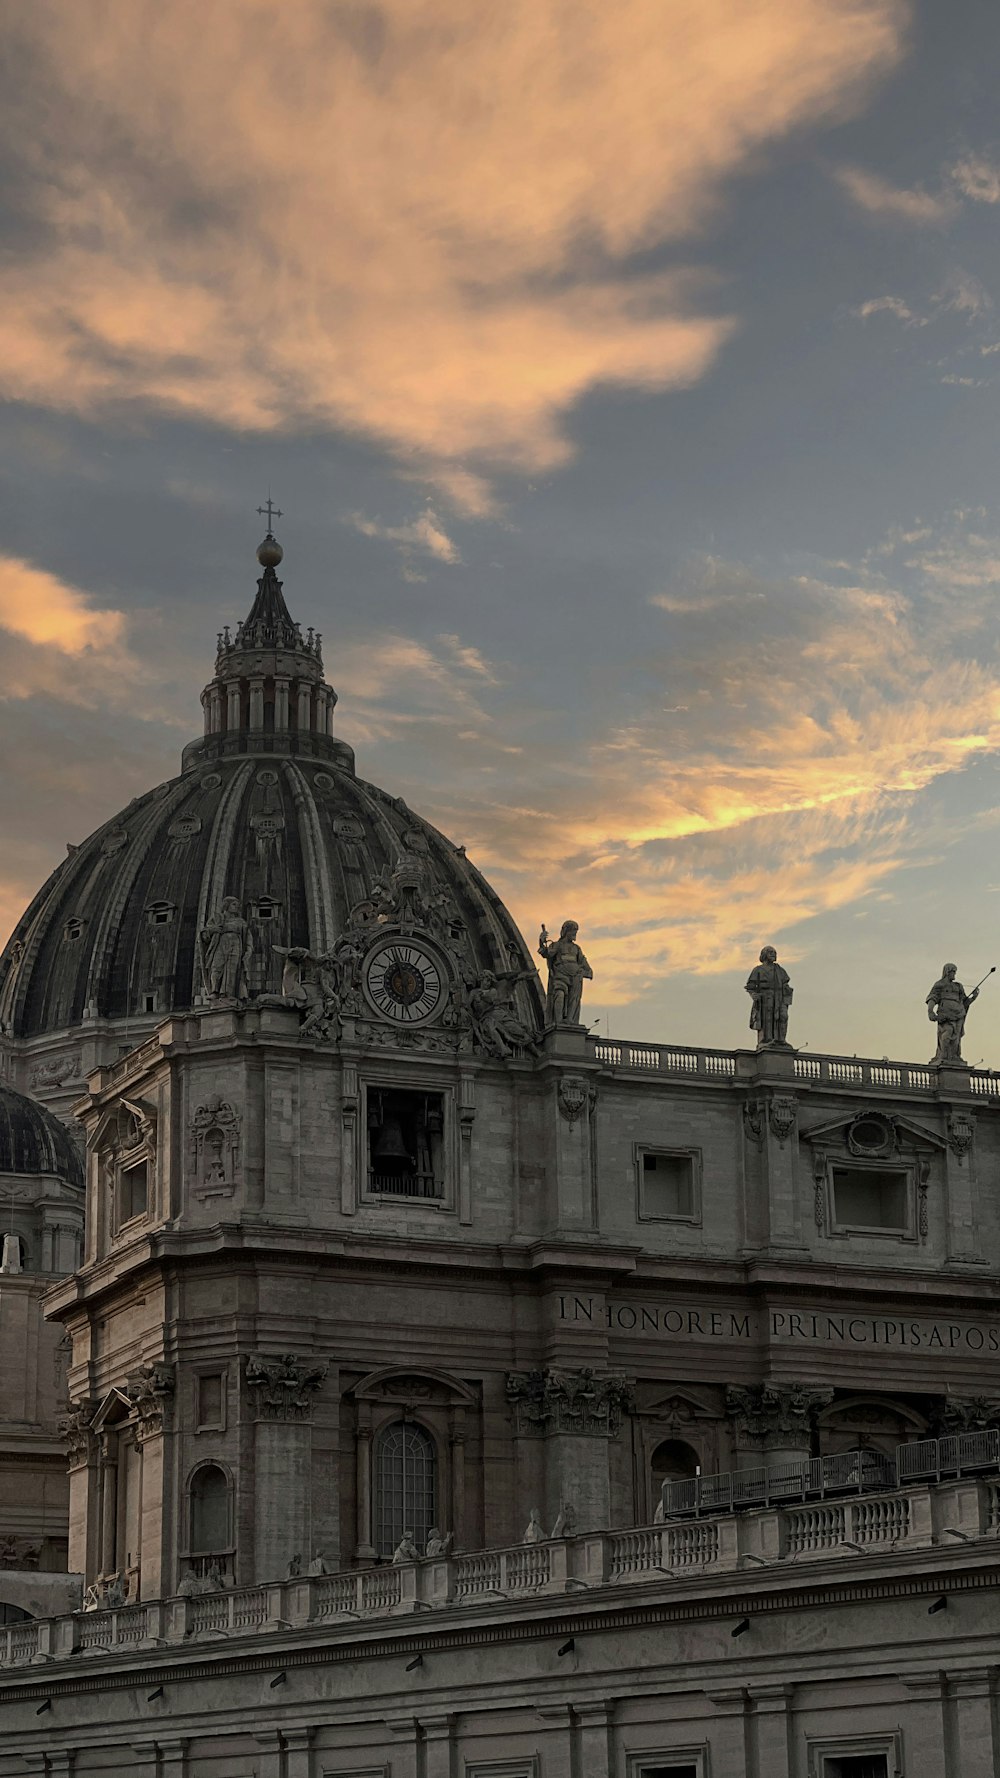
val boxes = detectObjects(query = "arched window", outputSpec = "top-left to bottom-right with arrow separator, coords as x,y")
0,1603 -> 32,1625
651,1437 -> 701,1486
189,1464 -> 230,1554
374,1422 -> 437,1557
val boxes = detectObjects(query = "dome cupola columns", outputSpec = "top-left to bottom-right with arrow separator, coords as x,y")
182,517 -> 355,774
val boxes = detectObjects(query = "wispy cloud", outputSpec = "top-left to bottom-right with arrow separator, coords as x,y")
851,294 -> 923,324
348,506 -> 462,575
950,154 -> 1000,204
0,556 -> 127,656
835,165 -> 954,224
0,1 -> 903,490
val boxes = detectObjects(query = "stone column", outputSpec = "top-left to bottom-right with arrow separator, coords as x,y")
355,1408 -> 376,1561
273,677 -> 290,732
449,1408 -> 467,1548
422,1715 -> 456,1778
340,1062 -> 358,1215
899,1676 -> 948,1777
726,1384 -> 831,1476
942,1104 -> 982,1264
315,686 -> 329,735
227,683 -> 241,731
506,1367 -> 631,1533
249,677 -> 265,731
282,1727 -> 313,1778
157,1742 -> 189,1778
248,1354 -> 327,1583
950,1671 -> 998,1776
748,1684 -> 793,1778
297,683 -> 312,731
201,688 -> 211,736
99,1433 -> 118,1574
209,685 -> 222,733
706,1688 -> 750,1776
574,1700 -> 614,1772
385,1717 -> 420,1778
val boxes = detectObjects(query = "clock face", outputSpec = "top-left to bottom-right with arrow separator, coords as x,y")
361,938 -> 448,1026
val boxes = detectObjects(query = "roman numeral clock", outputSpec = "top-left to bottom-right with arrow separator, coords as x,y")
360,937 -> 449,1026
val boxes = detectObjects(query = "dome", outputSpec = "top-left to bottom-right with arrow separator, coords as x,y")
0,528 -> 540,1042
0,1081 -> 83,1186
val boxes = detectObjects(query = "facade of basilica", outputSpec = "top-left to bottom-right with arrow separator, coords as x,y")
1,533 -> 1000,1775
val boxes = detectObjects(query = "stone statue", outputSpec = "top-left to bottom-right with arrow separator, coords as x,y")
286,1552 -> 302,1578
549,1501 -> 574,1539
468,969 -> 539,1058
273,945 -> 341,1038
926,963 -> 978,1066
522,1508 -> 546,1544
538,921 -> 593,1025
391,1529 -> 419,1565
104,1570 -> 128,1608
200,897 -> 252,1001
305,1552 -> 329,1576
745,946 -> 793,1048
425,1527 -> 453,1558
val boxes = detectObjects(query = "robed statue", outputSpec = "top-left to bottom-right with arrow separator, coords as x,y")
745,945 -> 793,1048
200,897 -> 252,1001
538,920 -> 593,1025
926,963 -> 978,1066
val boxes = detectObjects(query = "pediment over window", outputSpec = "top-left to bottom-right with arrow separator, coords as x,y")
801,1109 -> 945,1157
349,1366 -> 477,1407
634,1384 -> 717,1423
89,1387 -> 134,1433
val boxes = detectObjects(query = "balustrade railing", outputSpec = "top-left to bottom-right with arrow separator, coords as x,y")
0,1476 -> 990,1667
587,1035 -> 999,1097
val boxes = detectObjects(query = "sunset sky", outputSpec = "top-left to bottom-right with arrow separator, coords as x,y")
5,0 -> 1000,1062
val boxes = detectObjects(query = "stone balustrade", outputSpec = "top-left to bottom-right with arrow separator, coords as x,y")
2,1478 -> 995,1668
588,1034 -> 1000,1096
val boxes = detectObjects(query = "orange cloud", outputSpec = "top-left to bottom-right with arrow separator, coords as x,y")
0,557 -> 126,656
0,0 -> 904,480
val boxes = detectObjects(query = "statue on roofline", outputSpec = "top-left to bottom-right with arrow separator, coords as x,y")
745,945 -> 793,1048
926,963 -> 979,1067
538,920 -> 593,1025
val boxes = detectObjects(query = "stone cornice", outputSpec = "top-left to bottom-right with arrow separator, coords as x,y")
44,1220 -> 1000,1323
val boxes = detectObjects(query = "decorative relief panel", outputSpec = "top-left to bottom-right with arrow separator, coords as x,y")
190,1095 -> 241,1196
557,1074 -> 595,1123
506,1367 -> 632,1438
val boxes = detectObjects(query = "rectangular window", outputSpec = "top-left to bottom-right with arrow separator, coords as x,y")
366,1087 -> 444,1199
637,1149 -> 699,1222
832,1166 -> 908,1232
196,1372 -> 225,1431
808,1736 -> 900,1778
142,991 -> 158,1013
120,1160 -> 148,1222
627,1755 -> 704,1778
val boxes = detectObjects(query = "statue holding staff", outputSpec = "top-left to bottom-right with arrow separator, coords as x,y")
538,920 -> 593,1025
745,945 -> 793,1048
925,962 -> 992,1066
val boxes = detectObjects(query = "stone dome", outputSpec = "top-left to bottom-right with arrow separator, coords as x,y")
0,1081 -> 82,1186
0,531 -> 540,1042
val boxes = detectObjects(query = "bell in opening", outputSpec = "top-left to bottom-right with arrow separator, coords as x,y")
371,1116 -> 413,1175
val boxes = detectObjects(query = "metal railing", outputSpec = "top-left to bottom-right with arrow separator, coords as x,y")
660,1449 -> 896,1519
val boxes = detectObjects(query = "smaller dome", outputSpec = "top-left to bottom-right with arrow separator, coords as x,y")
0,1083 -> 82,1188
256,533 -> 284,569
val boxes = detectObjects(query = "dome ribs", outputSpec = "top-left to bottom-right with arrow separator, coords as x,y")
282,762 -> 336,953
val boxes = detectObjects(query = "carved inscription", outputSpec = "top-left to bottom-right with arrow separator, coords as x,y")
561,1295 -> 1000,1352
